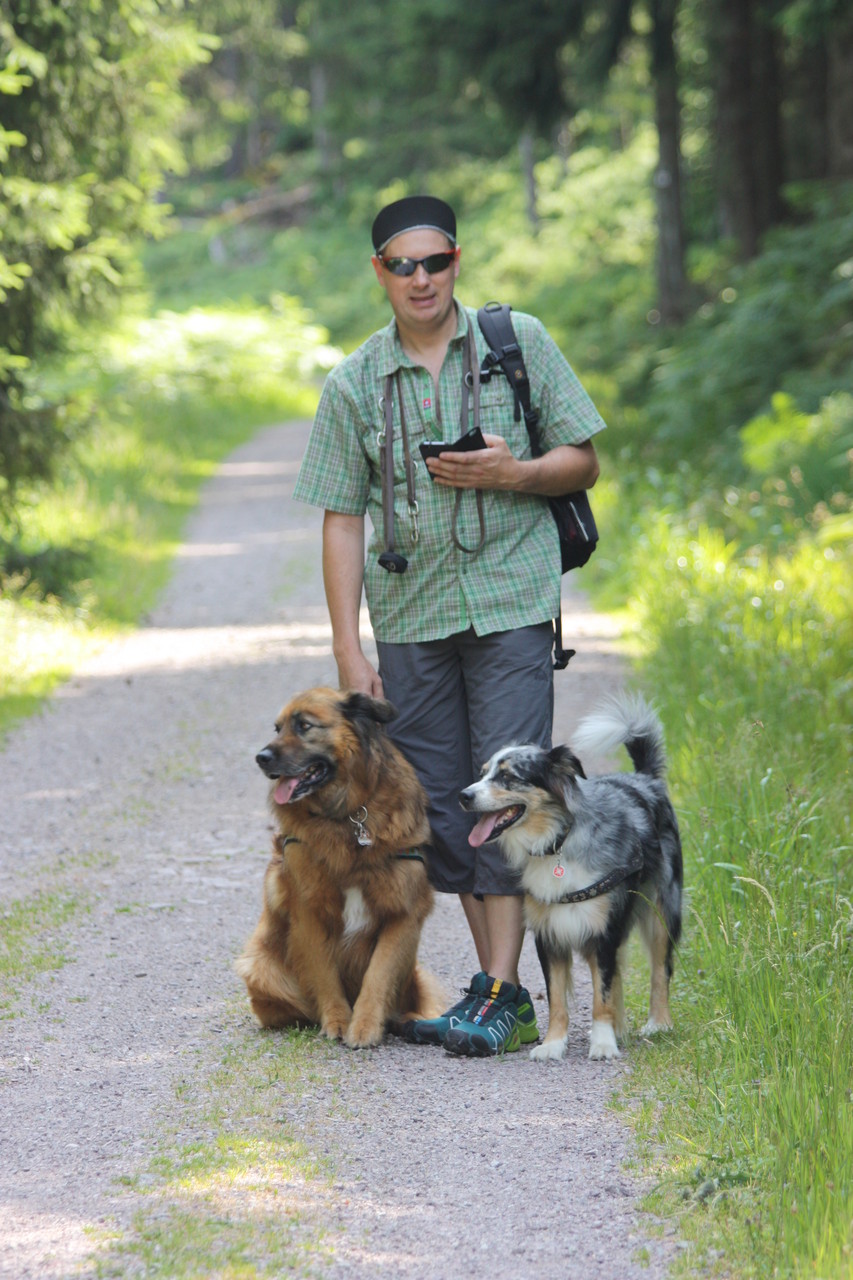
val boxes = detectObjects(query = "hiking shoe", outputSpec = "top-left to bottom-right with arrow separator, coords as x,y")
444,976 -> 521,1057
516,986 -> 540,1045
400,971 -> 491,1046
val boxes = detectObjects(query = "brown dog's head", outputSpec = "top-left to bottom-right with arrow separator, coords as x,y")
256,687 -> 397,811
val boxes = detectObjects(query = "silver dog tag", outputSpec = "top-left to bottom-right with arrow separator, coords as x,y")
349,807 -> 373,847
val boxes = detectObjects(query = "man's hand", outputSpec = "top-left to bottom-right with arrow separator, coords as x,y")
425,434 -> 521,491
335,650 -> 384,698
426,436 -> 599,497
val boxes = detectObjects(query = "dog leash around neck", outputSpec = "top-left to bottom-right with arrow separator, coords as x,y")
379,313 -> 485,570
549,849 -> 645,904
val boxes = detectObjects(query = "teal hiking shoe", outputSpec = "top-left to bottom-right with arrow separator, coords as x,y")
400,971 -> 491,1046
516,986 -> 540,1045
444,975 -> 521,1057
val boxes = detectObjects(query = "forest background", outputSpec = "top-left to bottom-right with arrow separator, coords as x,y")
1,2 -> 851,1277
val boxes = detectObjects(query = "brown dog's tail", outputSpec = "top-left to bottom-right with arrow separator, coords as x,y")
391,963 -> 447,1026
235,946 -> 315,1030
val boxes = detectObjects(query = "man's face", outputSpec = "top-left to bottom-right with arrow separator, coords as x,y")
371,228 -> 460,335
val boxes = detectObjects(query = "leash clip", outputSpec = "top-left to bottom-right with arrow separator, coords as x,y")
464,359 -> 496,388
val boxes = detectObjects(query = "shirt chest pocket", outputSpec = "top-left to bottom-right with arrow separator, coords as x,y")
361,411 -> 424,491
469,377 -> 532,458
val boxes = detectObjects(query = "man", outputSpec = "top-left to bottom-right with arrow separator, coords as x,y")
293,195 -> 604,1056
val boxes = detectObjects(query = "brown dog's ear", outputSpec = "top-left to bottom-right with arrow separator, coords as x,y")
340,690 -> 398,727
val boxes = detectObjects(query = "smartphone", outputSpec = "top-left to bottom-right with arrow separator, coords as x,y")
418,427 -> 487,469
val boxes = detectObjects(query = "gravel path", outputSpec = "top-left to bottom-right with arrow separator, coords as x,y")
0,421 -> 677,1279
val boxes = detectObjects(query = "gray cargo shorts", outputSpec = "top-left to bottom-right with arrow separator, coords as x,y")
376,623 -> 554,897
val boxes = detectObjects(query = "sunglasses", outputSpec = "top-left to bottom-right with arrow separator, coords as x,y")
378,250 -> 457,277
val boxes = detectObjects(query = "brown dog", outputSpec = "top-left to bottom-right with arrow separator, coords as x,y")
236,687 -> 444,1048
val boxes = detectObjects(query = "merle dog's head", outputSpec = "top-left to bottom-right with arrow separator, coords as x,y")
459,743 -> 586,862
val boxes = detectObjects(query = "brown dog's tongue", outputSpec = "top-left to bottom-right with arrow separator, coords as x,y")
273,776 -> 301,805
468,812 -> 502,847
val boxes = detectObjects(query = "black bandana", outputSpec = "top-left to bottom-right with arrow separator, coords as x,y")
371,196 -> 457,254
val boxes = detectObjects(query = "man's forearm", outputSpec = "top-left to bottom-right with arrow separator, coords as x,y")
322,511 -> 383,695
322,511 -> 365,661
514,440 -> 600,497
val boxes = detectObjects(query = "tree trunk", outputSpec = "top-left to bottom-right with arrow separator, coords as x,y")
750,3 -> 786,232
221,45 -> 246,180
714,0 -> 760,258
827,12 -> 853,177
784,23 -> 829,181
310,61 -> 333,176
650,0 -> 688,322
519,128 -> 540,233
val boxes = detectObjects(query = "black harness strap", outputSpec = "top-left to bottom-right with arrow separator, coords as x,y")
278,834 -> 424,867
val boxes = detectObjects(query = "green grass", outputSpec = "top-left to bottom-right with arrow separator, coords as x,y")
0,890 -> 86,1015
600,504 -> 852,1277
0,298 -> 335,736
95,1022 -> 339,1279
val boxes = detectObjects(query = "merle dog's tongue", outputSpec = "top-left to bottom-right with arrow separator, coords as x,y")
468,812 -> 502,847
273,776 -> 301,805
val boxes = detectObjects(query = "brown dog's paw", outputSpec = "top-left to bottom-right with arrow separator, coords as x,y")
319,1007 -> 351,1041
344,1010 -> 384,1049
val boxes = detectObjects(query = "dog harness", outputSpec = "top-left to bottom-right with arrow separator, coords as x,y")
277,833 -> 425,867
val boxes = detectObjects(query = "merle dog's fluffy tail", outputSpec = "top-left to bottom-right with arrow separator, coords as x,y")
572,693 -> 667,779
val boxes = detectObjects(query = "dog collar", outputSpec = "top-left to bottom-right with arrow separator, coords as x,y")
394,851 -> 426,864
549,850 -> 645,904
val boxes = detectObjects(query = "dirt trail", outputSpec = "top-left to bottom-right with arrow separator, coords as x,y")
0,421 -> 677,1278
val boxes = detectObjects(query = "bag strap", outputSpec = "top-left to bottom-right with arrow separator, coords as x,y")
476,302 -> 574,671
477,302 -> 543,448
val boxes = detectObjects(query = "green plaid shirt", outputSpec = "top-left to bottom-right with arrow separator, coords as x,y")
293,303 -> 606,643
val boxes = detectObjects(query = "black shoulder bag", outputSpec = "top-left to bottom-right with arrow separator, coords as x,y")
477,301 -> 599,669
